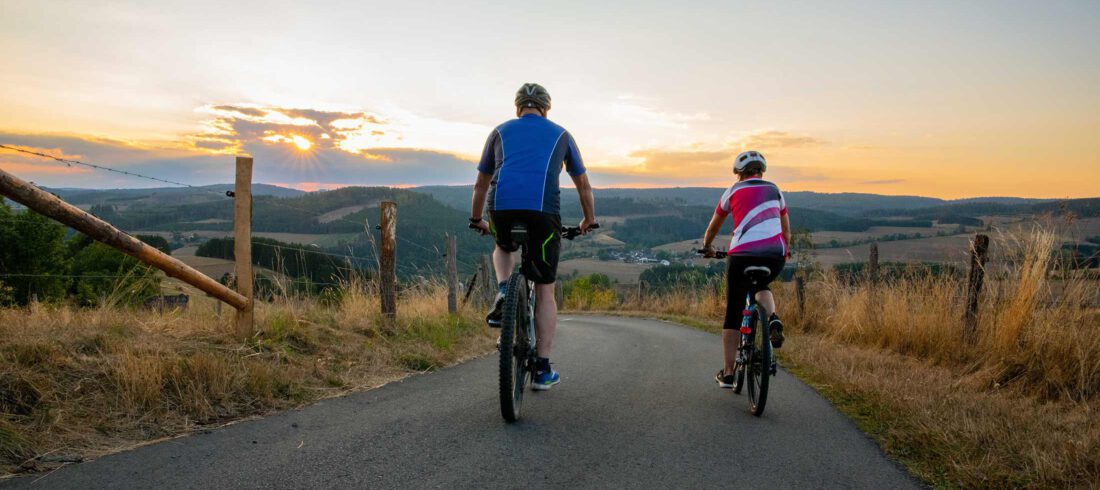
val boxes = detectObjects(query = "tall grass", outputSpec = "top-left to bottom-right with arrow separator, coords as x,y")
563,225 -> 1100,486
568,227 -> 1100,402
0,280 -> 492,474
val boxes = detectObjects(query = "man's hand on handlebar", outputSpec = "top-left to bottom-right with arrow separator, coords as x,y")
579,217 -> 598,235
469,218 -> 491,236
562,223 -> 599,240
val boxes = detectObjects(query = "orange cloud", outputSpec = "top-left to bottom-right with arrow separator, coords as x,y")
0,161 -> 92,175
0,144 -> 93,175
736,130 -> 826,150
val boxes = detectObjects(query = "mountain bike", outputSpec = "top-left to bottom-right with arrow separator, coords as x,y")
699,249 -> 776,416
474,222 -> 598,422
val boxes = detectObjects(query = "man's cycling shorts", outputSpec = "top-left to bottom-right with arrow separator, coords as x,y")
489,210 -> 561,284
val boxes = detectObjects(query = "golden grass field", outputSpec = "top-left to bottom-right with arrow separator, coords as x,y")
564,226 -> 1100,488
558,258 -> 653,284
0,282 -> 494,476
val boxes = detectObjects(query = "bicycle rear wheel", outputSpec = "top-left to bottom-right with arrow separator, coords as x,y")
747,304 -> 772,416
499,272 -> 529,422
731,356 -> 747,395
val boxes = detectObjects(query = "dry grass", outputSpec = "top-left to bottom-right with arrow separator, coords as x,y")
0,281 -> 493,475
565,226 -> 1100,488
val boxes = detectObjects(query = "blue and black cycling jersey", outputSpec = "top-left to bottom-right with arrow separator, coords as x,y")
477,114 -> 586,215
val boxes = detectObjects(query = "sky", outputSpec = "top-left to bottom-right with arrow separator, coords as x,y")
1,0 -> 1097,198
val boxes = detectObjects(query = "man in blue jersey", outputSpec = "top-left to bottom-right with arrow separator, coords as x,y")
469,83 -> 597,390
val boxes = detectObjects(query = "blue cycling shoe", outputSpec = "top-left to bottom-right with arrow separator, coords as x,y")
532,358 -> 560,390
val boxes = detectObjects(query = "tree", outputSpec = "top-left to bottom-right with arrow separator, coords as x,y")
0,202 -> 70,304
68,235 -> 160,307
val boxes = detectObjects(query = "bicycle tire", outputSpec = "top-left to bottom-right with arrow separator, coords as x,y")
747,304 -> 772,416
499,272 -> 528,422
731,355 -> 746,395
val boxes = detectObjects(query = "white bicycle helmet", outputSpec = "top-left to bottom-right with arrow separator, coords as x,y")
733,150 -> 766,174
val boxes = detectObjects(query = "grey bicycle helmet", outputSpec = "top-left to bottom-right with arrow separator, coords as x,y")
733,150 -> 767,174
515,83 -> 551,110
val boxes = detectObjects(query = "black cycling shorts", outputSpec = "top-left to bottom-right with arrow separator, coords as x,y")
489,210 -> 562,284
723,255 -> 785,330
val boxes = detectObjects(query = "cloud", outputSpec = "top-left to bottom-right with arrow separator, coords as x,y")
736,130 -> 826,150
192,104 -> 393,156
591,146 -> 827,187
608,98 -> 711,129
859,179 -> 905,185
0,126 -> 478,189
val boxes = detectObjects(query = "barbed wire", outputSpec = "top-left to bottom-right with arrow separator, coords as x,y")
2,142 -> 482,273
0,272 -> 156,279
0,144 -> 228,192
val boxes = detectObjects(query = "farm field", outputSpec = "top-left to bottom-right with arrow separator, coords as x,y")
808,224 -> 958,245
559,258 -> 654,284
810,234 -> 974,267
654,235 -> 732,254
138,230 -> 359,247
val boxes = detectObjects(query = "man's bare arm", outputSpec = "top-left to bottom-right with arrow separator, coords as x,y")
470,172 -> 492,219
570,173 -> 597,231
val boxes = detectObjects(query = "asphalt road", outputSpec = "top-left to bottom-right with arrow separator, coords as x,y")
3,315 -> 921,489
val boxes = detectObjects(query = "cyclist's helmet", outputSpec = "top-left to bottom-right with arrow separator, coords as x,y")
515,83 -> 551,110
733,150 -> 767,174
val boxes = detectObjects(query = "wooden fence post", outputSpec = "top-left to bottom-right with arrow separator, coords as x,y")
463,269 -> 478,306
445,234 -> 458,313
379,201 -> 397,321
965,234 -> 990,337
480,255 -> 495,306
555,281 -> 564,306
795,275 -> 806,316
233,156 -> 254,339
868,242 -> 880,286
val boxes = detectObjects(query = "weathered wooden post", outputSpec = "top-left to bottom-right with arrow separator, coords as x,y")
233,157 -> 254,339
462,269 -> 478,306
868,242 -> 880,286
445,234 -> 458,313
795,275 -> 806,316
480,255 -> 495,306
0,166 -> 248,309
555,280 -> 564,306
965,234 -> 990,337
379,201 -> 397,321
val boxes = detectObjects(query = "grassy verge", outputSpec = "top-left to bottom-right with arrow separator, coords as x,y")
562,227 -> 1099,488
569,309 -> 1098,488
0,283 -> 493,476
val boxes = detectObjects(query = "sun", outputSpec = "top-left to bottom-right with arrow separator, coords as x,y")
291,135 -> 312,151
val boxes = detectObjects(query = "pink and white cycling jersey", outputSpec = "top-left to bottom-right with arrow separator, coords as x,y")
715,178 -> 788,257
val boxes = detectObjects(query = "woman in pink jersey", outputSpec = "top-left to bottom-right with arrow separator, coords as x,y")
701,150 -> 791,389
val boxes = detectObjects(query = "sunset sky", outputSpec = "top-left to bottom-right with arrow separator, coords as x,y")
1,1 -> 1097,198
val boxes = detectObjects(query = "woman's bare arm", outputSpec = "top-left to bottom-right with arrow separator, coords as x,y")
703,211 -> 726,250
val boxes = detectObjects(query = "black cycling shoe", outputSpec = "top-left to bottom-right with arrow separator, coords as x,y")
485,292 -> 505,327
715,369 -> 735,389
769,314 -> 785,348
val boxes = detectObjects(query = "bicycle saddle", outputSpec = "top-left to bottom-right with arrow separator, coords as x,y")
742,266 -> 772,279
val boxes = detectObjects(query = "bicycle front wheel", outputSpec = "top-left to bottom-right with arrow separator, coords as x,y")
747,304 -> 772,416
499,272 -> 529,422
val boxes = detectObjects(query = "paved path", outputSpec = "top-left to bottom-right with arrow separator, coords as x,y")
3,316 -> 921,489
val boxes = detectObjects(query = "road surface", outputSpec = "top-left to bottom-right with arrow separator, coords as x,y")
3,315 -> 921,489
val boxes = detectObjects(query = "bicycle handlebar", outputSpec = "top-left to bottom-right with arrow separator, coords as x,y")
697,248 -> 728,259
468,221 -> 599,240
562,223 -> 599,240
